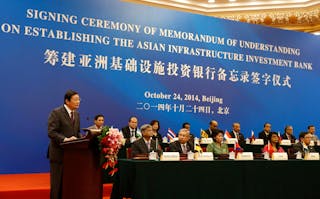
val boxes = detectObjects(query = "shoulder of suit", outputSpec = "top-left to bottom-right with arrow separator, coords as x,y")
122,126 -> 129,131
187,141 -> 193,146
174,140 -> 180,145
53,105 -> 64,111
293,142 -> 301,147
169,140 -> 178,145
50,106 -> 66,115
87,125 -> 96,129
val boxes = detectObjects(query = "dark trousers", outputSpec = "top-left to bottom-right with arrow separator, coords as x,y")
50,162 -> 63,199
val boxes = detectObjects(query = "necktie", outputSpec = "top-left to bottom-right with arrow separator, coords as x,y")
183,144 -> 187,154
70,111 -> 74,125
147,141 -> 150,151
131,130 -> 135,137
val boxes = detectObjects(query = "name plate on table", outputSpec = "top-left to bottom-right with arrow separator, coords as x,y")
236,152 -> 254,160
280,139 -> 292,146
304,152 -> 320,160
251,139 -> 264,145
149,151 -> 158,160
225,138 -> 237,144
195,152 -> 214,161
200,138 -> 213,144
160,152 -> 180,161
272,152 -> 288,160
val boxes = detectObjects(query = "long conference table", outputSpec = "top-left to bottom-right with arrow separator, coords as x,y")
113,159 -> 320,199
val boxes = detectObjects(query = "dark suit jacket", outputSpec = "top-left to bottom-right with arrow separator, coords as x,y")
205,129 -> 213,138
205,129 -> 222,138
258,131 -> 269,145
48,105 -> 81,163
131,138 -> 157,157
292,142 -> 316,157
169,141 -> 194,153
122,126 -> 139,146
281,133 -> 296,143
229,131 -> 246,148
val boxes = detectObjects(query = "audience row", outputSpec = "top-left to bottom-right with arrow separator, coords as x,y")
88,115 -> 319,159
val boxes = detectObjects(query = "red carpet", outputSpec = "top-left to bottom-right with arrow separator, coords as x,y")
0,173 -> 112,199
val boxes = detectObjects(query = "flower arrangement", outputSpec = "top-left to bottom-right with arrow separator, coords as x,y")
97,126 -> 124,176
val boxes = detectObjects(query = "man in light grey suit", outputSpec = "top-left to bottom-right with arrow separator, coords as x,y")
131,124 -> 159,158
48,90 -> 81,199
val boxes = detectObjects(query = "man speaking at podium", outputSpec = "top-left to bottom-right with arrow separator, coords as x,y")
47,90 -> 81,199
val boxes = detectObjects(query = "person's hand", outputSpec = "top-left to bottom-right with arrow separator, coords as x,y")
63,136 -> 78,142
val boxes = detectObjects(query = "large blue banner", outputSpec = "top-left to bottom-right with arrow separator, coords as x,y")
0,0 -> 319,173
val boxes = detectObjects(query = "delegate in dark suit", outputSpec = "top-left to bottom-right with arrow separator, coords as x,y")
118,125 -> 140,158
122,126 -> 140,146
258,131 -> 269,145
48,105 -> 81,161
204,129 -> 213,138
48,91 -> 81,199
205,128 -> 222,138
169,140 -> 194,153
131,138 -> 157,157
281,133 -> 296,143
230,131 -> 246,148
292,142 -> 316,157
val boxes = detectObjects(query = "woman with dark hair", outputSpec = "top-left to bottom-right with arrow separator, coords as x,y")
262,132 -> 285,156
150,120 -> 163,148
206,130 -> 228,156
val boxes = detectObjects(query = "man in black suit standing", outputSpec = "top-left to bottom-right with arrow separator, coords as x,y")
258,122 -> 271,144
48,90 -> 82,199
169,128 -> 194,154
229,122 -> 246,148
293,132 -> 316,157
131,124 -> 159,157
